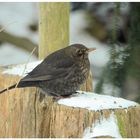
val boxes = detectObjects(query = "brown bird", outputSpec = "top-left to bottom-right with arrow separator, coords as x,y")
0,44 -> 96,97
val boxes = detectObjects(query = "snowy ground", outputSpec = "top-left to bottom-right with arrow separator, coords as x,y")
58,91 -> 138,111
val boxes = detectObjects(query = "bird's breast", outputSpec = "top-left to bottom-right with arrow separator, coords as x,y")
75,60 -> 90,84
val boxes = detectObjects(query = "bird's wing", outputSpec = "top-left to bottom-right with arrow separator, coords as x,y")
21,56 -> 75,82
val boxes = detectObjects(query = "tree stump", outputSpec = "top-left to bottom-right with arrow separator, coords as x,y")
0,62 -> 140,138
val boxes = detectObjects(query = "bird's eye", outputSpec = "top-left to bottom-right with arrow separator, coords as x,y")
77,49 -> 83,57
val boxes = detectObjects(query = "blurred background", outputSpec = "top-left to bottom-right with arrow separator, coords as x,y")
0,2 -> 140,102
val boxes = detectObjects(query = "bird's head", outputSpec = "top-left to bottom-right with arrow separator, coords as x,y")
67,44 -> 96,60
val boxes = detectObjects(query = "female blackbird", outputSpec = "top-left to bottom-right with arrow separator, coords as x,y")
0,44 -> 96,97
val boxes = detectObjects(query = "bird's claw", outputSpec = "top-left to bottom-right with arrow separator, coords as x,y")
53,95 -> 71,101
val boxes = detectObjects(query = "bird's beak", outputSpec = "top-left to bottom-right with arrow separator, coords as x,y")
87,48 -> 96,53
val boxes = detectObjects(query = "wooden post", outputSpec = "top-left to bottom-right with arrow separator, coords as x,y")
39,2 -> 70,59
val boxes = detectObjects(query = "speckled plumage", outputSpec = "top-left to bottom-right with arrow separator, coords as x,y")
0,44 -> 95,96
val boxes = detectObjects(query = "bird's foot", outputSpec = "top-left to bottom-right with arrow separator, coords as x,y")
52,96 -> 63,101
53,95 -> 71,101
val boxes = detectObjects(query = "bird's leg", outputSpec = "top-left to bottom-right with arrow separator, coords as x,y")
50,92 -> 63,101
52,95 -> 64,101
52,94 -> 72,101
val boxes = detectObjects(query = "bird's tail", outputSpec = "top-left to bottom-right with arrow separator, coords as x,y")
0,84 -> 17,94
0,81 -> 38,94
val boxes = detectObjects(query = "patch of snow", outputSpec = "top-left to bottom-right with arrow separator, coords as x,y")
83,113 -> 122,138
58,91 -> 138,111
3,60 -> 42,76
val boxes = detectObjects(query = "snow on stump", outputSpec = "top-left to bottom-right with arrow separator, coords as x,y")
0,61 -> 140,138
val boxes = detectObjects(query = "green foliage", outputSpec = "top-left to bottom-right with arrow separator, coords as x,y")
95,3 -> 129,95
127,3 -> 140,79
127,3 -> 140,102
107,45 -> 129,87
129,3 -> 140,46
